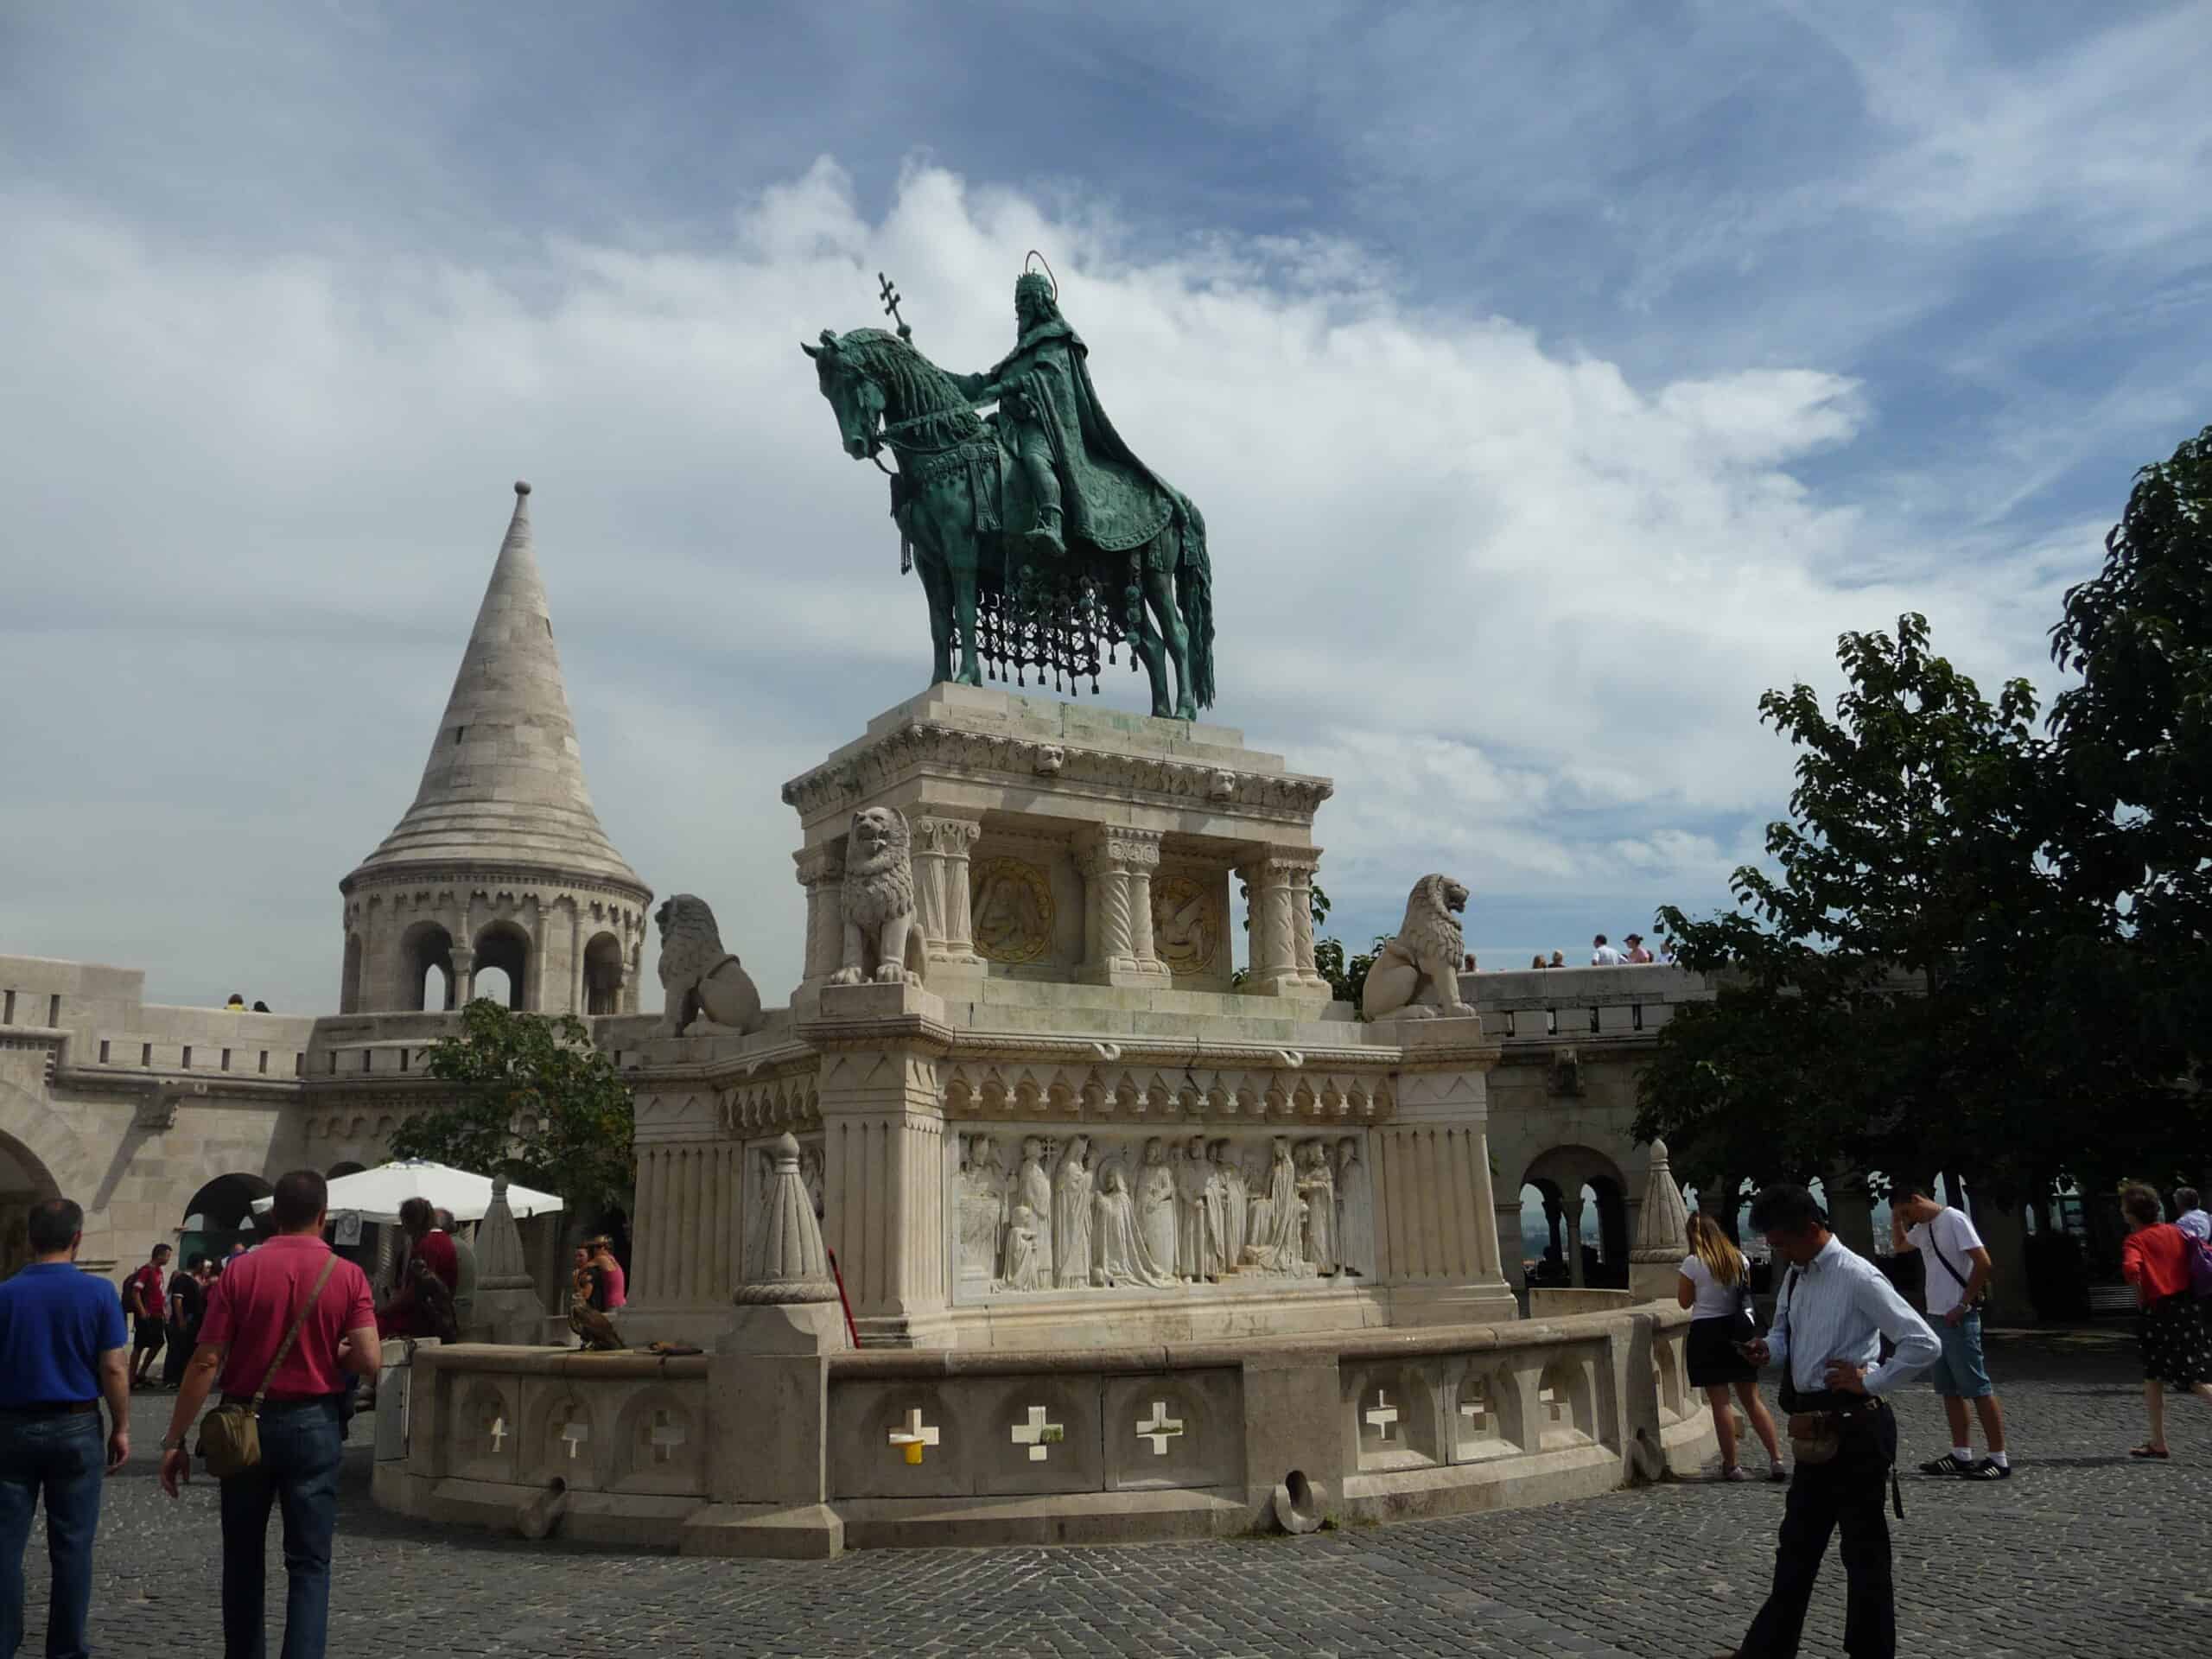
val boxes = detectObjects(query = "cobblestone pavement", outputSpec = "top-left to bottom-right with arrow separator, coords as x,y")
18,1330 -> 2202,1657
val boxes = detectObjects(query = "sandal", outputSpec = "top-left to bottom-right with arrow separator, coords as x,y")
1720,1465 -> 1751,1482
2129,1444 -> 2170,1459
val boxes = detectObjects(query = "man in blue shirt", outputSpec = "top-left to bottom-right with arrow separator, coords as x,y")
1720,1184 -> 1939,1659
0,1198 -> 130,1659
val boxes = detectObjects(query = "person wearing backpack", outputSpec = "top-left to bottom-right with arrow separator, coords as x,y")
156,1170 -> 379,1659
2119,1182 -> 2212,1460
1891,1185 -> 2010,1479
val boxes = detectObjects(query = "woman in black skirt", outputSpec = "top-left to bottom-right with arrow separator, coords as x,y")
1678,1211 -> 1785,1480
2120,1183 -> 2212,1459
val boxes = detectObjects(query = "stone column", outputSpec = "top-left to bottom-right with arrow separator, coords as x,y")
911,816 -> 982,971
1980,1199 -> 2037,1326
811,1019 -> 951,1348
1368,1022 -> 1516,1325
1078,829 -> 1167,986
1274,851 -> 1327,989
1236,859 -> 1295,994
568,902 -> 586,1016
792,845 -> 845,1000
1822,1166 -> 1878,1259
1563,1192 -> 1586,1287
448,944 -> 476,1007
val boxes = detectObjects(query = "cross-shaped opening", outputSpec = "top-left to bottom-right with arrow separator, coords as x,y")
1458,1384 -> 1489,1433
1135,1401 -> 1185,1455
1541,1383 -> 1567,1423
558,1418 -> 590,1459
1009,1404 -> 1065,1462
485,1414 -> 508,1452
648,1409 -> 685,1465
887,1406 -> 939,1466
1364,1387 -> 1401,1441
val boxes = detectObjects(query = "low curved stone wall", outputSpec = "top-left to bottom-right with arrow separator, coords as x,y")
372,1300 -> 1712,1556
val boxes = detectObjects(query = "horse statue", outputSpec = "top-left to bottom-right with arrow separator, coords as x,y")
802,270 -> 1215,721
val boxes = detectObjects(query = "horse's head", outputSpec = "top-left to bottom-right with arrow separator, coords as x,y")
801,328 -> 886,461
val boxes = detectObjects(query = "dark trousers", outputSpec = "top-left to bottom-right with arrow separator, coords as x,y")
0,1411 -> 105,1659
1738,1402 -> 1897,1659
218,1397 -> 344,1659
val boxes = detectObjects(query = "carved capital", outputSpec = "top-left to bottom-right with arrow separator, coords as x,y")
793,844 -> 844,888
911,815 -> 982,858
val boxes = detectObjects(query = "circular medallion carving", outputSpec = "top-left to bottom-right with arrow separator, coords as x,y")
1151,873 -> 1217,974
969,857 -> 1054,964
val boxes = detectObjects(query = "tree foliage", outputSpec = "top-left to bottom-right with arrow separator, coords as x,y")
388,1000 -> 637,1216
1635,613 -> 2139,1200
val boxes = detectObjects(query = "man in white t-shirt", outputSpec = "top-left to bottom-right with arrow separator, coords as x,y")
1891,1185 -> 2009,1479
1590,934 -> 1624,966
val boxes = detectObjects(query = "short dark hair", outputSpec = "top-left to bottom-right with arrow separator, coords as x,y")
2120,1183 -> 2164,1228
150,1243 -> 172,1260
1748,1183 -> 1826,1236
269,1169 -> 328,1230
434,1208 -> 456,1231
1897,1180 -> 1936,1204
27,1198 -> 83,1254
1593,933 -> 1608,945
2177,1186 -> 2202,1212
188,1254 -> 211,1271
398,1197 -> 435,1232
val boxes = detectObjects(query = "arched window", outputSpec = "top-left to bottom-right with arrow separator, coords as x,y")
474,923 -> 530,1012
0,1129 -> 63,1282
400,922 -> 455,1012
180,1172 -> 275,1267
340,934 -> 365,1014
583,931 -> 625,1015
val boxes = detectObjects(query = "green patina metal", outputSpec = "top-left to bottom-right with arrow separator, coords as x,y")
804,265 -> 1216,720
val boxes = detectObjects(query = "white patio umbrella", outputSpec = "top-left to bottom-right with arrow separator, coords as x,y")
251,1159 -> 564,1225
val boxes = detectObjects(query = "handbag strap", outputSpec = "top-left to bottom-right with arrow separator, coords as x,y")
251,1255 -> 340,1411
1926,1213 -> 1980,1299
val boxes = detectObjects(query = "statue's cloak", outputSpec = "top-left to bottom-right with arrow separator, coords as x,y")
971,320 -> 1181,558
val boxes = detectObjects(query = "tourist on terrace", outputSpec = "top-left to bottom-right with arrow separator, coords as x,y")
1719,1183 -> 1938,1659
1548,950 -> 1565,969
0,1198 -> 130,1659
1623,933 -> 1654,963
1590,935 -> 1623,965
588,1236 -> 627,1309
1530,954 -> 1548,969
2174,1186 -> 2209,1243
2119,1182 -> 2212,1459
1679,1212 -> 1784,1482
376,1198 -> 458,1339
1891,1185 -> 2009,1478
160,1169 -> 380,1659
124,1243 -> 172,1389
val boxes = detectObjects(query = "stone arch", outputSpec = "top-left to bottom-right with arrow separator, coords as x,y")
180,1172 -> 273,1264
583,931 -> 625,1016
473,920 -> 531,1011
400,920 -> 455,1012
340,933 -> 365,1014
1520,1144 -> 1632,1290
0,1122 -> 63,1281
1535,1355 -> 1599,1448
327,1160 -> 367,1179
610,1385 -> 702,1497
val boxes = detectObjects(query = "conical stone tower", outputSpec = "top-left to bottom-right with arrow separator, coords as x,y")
339,482 -> 652,1015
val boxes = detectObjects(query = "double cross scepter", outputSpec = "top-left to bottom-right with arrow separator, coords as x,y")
877,271 -> 912,341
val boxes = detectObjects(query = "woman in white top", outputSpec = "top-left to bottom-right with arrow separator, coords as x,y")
1678,1211 -> 1785,1481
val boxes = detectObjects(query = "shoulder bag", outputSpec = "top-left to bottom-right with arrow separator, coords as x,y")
1927,1214 -> 1987,1310
197,1255 -> 339,1479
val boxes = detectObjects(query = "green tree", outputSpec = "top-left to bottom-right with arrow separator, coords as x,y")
2047,423 -> 2212,1103
388,1000 -> 637,1216
1636,614 -> 2089,1199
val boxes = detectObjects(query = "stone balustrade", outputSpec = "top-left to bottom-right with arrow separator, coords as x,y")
377,1300 -> 1709,1554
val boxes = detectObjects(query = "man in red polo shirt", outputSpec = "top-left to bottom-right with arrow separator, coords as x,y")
124,1243 -> 171,1389
157,1169 -> 378,1659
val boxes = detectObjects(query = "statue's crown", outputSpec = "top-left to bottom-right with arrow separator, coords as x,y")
1014,270 -> 1054,303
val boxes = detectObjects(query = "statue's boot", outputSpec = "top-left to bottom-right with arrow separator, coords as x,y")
1023,509 -> 1067,560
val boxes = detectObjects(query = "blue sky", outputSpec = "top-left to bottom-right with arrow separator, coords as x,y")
3,1 -> 2209,1007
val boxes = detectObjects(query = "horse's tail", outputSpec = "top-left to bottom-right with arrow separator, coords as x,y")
1174,499 -> 1216,710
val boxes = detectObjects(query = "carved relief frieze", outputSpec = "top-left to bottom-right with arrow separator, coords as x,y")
939,1058 -> 1392,1124
780,721 -> 1333,824
1149,873 -> 1219,975
969,856 -> 1055,965
953,1125 -> 1374,1299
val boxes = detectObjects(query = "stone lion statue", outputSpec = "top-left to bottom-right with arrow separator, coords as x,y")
655,894 -> 764,1036
1359,874 -> 1477,1021
831,806 -> 926,986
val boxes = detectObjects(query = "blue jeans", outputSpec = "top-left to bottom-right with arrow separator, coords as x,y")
0,1410 -> 105,1659
218,1398 -> 344,1659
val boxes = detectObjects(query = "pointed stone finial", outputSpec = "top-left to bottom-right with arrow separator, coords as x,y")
1630,1138 -> 1693,1263
474,1171 -> 535,1292
735,1134 -> 840,1306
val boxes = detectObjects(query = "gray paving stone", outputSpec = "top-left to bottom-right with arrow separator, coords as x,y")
10,1331 -> 2205,1656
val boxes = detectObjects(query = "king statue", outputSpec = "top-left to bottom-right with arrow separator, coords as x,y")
951,269 -> 1182,564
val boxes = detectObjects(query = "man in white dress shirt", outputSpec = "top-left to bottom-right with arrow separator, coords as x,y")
1719,1185 -> 1940,1659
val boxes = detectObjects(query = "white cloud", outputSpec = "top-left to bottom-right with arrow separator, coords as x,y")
0,158 -> 2072,1008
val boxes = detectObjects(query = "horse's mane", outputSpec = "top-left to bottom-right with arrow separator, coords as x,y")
835,328 -> 973,422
